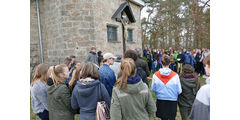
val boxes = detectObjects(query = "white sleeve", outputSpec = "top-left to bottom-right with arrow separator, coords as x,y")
175,75 -> 182,94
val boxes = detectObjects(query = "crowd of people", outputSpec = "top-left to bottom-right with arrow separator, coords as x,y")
143,47 -> 210,78
30,46 -> 210,120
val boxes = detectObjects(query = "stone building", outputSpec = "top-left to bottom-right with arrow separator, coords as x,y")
30,0 -> 144,69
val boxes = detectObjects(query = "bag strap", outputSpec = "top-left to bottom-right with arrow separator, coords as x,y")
98,84 -> 103,101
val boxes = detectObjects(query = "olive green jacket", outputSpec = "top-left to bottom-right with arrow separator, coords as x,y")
110,81 -> 156,120
46,82 -> 76,120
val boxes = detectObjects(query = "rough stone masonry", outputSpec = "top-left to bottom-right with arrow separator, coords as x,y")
30,0 -> 144,75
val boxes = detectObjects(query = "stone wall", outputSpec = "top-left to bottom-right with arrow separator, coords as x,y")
30,0 -> 40,72
30,0 -> 143,68
94,0 -> 143,56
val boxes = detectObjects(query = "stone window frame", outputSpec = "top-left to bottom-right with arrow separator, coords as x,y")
107,24 -> 119,43
127,28 -> 134,42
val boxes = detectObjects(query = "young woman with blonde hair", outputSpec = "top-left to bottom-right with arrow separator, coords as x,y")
110,58 -> 156,120
31,64 -> 50,120
71,62 -> 110,120
46,64 -> 76,120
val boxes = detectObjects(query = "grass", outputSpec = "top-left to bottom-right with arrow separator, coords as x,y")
30,73 -> 206,120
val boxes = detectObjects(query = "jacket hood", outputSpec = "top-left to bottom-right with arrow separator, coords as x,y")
121,80 -> 145,94
89,51 -> 96,55
159,68 -> 171,76
47,83 -> 65,95
46,77 -> 54,86
76,78 -> 100,97
181,76 -> 197,88
127,75 -> 141,84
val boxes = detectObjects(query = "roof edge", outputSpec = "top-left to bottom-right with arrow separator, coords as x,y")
129,0 -> 145,7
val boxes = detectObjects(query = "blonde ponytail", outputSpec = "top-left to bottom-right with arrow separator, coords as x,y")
115,58 -> 136,90
49,64 -> 67,86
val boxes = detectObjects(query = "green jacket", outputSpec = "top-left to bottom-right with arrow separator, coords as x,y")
110,81 -> 156,120
46,82 -> 76,120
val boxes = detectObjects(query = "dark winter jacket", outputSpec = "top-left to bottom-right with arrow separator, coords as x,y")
135,58 -> 150,77
153,52 -> 158,61
85,51 -> 98,66
195,53 -> 202,63
99,64 -> 116,97
46,78 -> 76,120
177,54 -> 185,63
178,74 -> 200,108
71,78 -> 111,120
98,55 -> 103,66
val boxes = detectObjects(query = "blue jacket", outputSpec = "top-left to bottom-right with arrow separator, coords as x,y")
71,78 -> 111,120
184,53 -> 194,66
152,68 -> 182,101
99,64 -> 116,97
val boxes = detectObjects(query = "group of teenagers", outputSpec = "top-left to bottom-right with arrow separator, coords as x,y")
31,47 -> 210,120
143,47 -> 210,78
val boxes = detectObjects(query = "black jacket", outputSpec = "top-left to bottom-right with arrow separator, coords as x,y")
135,58 -> 150,77
177,54 -> 185,63
152,52 -> 158,61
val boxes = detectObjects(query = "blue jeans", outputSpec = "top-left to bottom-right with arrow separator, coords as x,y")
37,109 -> 49,120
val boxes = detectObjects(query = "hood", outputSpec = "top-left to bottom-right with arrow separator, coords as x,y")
90,51 -> 96,55
127,75 -> 141,84
121,80 -> 144,94
76,78 -> 100,97
46,77 -> 67,95
47,77 -> 54,86
47,83 -> 65,95
206,77 -> 210,84
181,75 -> 197,88
159,68 -> 171,76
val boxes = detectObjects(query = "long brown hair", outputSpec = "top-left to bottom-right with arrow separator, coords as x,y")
80,62 -> 100,80
69,62 -> 85,92
31,64 -> 49,86
180,64 -> 199,89
114,58 -> 136,90
49,64 -> 67,86
69,61 -> 81,75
